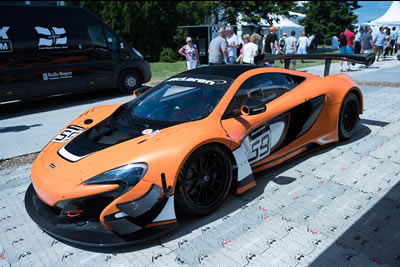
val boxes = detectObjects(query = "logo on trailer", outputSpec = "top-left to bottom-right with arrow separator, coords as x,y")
42,72 -> 72,81
34,26 -> 68,49
0,26 -> 12,53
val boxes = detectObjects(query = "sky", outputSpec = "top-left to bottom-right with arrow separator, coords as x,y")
296,1 -> 393,24
352,1 -> 393,24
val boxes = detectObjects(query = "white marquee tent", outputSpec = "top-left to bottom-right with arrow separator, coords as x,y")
237,12 -> 305,42
369,1 -> 400,26
271,15 -> 305,39
360,1 -> 400,39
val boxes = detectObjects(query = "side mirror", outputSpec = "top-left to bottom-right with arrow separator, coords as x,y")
133,86 -> 152,96
240,99 -> 266,116
119,42 -> 131,57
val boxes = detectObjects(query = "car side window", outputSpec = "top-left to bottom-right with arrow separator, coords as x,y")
87,25 -> 107,50
223,73 -> 305,119
105,29 -> 118,51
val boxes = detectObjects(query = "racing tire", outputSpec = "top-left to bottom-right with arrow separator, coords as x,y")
338,92 -> 360,140
175,145 -> 232,216
119,69 -> 142,94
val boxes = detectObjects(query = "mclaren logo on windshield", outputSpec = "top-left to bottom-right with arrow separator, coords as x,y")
166,77 -> 227,85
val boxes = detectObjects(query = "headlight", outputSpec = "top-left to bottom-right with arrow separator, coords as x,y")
132,47 -> 144,59
83,163 -> 147,187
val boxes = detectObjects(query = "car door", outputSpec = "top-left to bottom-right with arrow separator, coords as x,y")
221,72 -> 306,166
84,24 -> 115,89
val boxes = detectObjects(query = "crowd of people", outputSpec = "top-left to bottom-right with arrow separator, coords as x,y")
334,25 -> 400,72
178,25 -> 311,70
178,24 -> 400,70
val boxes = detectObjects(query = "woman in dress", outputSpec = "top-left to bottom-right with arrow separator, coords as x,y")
297,32 -> 309,63
178,37 -> 199,70
297,32 -> 309,55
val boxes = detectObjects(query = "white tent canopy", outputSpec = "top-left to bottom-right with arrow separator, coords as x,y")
237,12 -> 305,41
271,16 -> 305,39
368,1 -> 400,26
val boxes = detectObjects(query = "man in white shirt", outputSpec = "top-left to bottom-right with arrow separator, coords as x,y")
284,31 -> 297,70
225,26 -> 239,64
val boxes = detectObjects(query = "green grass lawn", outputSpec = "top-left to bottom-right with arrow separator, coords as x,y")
145,47 -> 340,86
145,61 -> 187,86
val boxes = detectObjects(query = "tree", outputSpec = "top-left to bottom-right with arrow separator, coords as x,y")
299,1 -> 361,45
291,1 -> 308,14
237,1 -> 292,25
66,1 -> 220,61
65,1 -> 294,61
213,1 -> 292,36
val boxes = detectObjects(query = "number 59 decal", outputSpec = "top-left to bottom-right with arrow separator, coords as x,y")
243,124 -> 271,164
52,125 -> 85,143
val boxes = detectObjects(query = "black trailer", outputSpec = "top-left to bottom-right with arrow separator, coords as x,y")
0,5 -> 151,102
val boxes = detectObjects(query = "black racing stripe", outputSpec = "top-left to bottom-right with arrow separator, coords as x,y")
253,143 -> 314,170
237,174 -> 255,188
63,103 -> 175,159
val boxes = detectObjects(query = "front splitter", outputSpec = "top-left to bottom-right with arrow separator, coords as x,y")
24,183 -> 177,248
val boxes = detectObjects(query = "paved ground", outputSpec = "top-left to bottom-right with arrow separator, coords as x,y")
0,90 -> 135,160
0,56 -> 400,266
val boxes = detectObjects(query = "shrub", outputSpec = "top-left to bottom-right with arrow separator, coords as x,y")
160,47 -> 178,62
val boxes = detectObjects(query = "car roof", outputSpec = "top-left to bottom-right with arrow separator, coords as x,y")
184,65 -> 264,80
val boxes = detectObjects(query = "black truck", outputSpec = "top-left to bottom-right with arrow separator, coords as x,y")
0,5 -> 151,103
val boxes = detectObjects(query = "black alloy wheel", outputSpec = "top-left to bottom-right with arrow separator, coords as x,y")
338,93 -> 360,140
175,145 -> 232,216
119,69 -> 141,94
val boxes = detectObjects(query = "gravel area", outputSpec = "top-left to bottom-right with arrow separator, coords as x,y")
354,80 -> 400,87
0,152 -> 38,171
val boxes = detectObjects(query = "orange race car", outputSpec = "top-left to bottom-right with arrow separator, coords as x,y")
25,54 -> 374,247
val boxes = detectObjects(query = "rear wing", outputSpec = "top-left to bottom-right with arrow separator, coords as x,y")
255,53 -> 376,76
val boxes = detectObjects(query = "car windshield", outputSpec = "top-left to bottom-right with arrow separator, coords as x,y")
131,83 -> 227,123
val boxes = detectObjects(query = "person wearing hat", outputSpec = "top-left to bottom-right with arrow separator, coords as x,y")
279,32 -> 288,54
264,26 -> 281,66
179,36 -> 200,70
